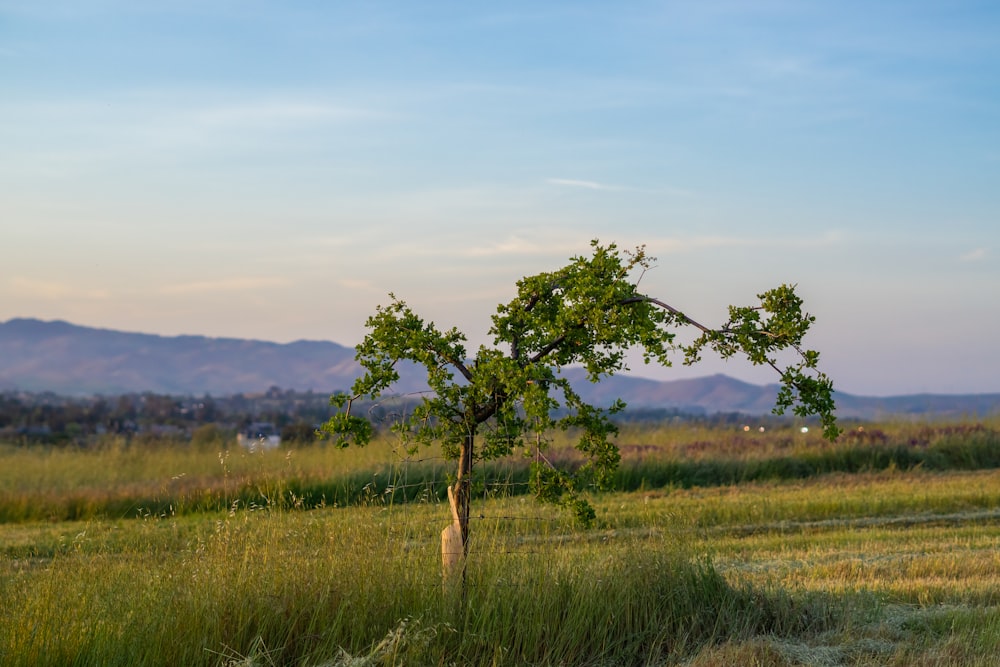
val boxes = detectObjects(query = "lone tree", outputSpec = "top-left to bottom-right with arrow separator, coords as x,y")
322,240 -> 837,575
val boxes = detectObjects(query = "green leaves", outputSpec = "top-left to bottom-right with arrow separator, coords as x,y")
317,411 -> 373,448
678,284 -> 839,440
320,240 -> 840,523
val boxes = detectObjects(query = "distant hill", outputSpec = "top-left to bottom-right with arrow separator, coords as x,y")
0,318 -> 372,396
2,318 -> 999,419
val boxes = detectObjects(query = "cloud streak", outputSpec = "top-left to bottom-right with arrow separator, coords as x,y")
546,178 -> 625,191
960,248 -> 988,262
649,230 -> 846,254
546,178 -> 696,198
0,91 -> 390,174
11,277 -> 110,301
463,235 -> 583,258
159,277 -> 292,296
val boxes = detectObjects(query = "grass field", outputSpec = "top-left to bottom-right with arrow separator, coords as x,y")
2,420 -> 999,665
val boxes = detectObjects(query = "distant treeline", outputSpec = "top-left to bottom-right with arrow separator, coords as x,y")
0,387 -> 338,444
0,387 -> 782,445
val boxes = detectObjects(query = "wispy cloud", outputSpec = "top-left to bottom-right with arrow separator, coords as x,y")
960,248 -> 988,262
463,235 -> 582,257
336,278 -> 380,292
371,230 -> 846,269
547,178 -> 625,191
546,178 -> 695,197
0,93 -> 385,131
160,277 -> 291,296
649,230 -> 845,254
190,101 -> 383,129
0,91 -> 390,173
11,277 -> 110,300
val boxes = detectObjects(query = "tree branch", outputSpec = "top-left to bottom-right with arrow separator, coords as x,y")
421,344 -> 473,383
620,295 -> 714,334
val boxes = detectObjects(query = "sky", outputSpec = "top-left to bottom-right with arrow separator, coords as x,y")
1,1 -> 998,397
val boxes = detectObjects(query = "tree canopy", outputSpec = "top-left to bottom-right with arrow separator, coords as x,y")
322,240 -> 837,528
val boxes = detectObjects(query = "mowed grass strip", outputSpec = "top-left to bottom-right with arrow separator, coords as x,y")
602,470 -> 1000,605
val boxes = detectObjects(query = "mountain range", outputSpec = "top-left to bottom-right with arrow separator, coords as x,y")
2,318 -> 998,420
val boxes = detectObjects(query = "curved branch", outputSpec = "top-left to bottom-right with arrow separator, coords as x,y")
621,295 -> 712,334
431,346 -> 473,382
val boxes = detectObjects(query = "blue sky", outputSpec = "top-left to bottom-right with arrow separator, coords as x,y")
2,1 -> 998,396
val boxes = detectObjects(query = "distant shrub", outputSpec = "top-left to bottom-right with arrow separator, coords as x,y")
190,423 -> 230,448
280,421 -> 318,445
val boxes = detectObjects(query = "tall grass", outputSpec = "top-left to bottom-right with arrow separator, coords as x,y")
614,421 -> 1000,490
0,503 -> 813,666
3,420 -> 1000,524
0,438 -> 452,523
3,464 -> 1000,664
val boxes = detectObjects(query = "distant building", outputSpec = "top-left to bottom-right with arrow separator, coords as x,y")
236,422 -> 281,450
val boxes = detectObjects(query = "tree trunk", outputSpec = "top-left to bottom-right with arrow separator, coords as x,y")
456,431 -> 473,549
442,431 -> 474,584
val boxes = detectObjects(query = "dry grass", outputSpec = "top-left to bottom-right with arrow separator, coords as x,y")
2,423 -> 1000,665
